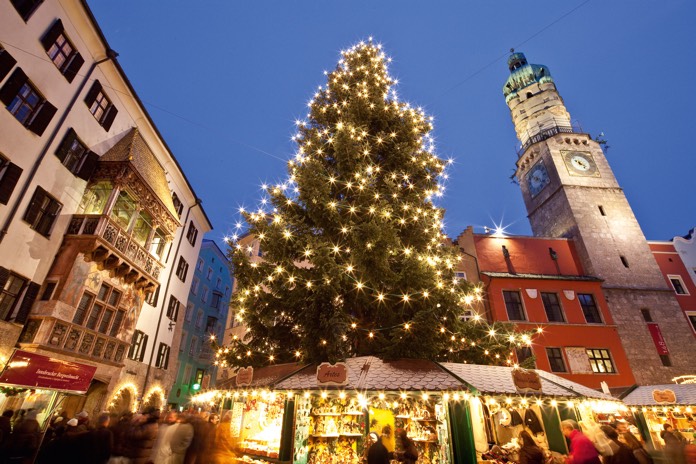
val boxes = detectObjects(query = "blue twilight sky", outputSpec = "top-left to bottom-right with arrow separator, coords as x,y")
88,1 -> 695,244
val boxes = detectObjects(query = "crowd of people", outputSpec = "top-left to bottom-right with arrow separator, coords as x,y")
0,407 -> 234,464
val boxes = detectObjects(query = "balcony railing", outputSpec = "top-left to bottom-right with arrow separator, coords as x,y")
67,214 -> 162,281
518,124 -> 580,155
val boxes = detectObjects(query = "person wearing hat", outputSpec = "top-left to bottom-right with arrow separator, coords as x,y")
394,428 -> 418,464
367,431 -> 392,464
661,424 -> 686,464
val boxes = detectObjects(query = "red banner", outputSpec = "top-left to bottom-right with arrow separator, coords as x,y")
647,323 -> 669,355
0,350 -> 96,393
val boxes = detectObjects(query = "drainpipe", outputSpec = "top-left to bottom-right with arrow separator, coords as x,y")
141,198 -> 201,406
0,50 -> 118,243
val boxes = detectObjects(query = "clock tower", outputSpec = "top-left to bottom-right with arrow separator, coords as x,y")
503,52 -> 694,384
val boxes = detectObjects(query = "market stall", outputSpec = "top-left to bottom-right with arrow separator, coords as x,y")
440,363 -> 619,463
193,357 -> 625,464
622,383 -> 696,450
0,349 -> 97,428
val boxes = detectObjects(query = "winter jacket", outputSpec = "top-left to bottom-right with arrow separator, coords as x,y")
367,440 -> 392,464
155,422 -> 194,464
567,429 -> 601,464
397,437 -> 419,464
519,445 -> 544,464
661,430 -> 686,464
603,440 -> 639,464
127,419 -> 159,464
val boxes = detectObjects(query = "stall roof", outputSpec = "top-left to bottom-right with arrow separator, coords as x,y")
440,363 -> 612,399
622,384 -> 696,406
275,356 -> 464,391
219,362 -> 307,389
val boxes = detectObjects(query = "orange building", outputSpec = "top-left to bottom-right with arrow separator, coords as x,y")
649,239 -> 696,337
455,227 -> 635,392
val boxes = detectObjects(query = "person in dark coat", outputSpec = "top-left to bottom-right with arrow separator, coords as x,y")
7,409 -> 41,464
126,408 -> 160,464
110,411 -> 133,459
661,424 -> 686,464
395,428 -> 418,464
616,421 -> 653,464
561,419 -> 601,464
518,430 -> 544,464
86,413 -> 113,464
367,432 -> 392,464
0,409 -> 14,457
600,425 -> 639,464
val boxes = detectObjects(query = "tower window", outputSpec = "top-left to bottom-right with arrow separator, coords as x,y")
640,309 -> 652,322
526,92 -> 533,99
668,275 -> 688,295
620,256 -> 629,268
598,205 -> 606,216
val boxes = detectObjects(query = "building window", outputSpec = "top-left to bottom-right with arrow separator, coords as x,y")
205,316 -> 217,334
191,277 -> 200,295
215,277 -> 222,290
189,336 -> 198,356
578,293 -> 602,323
586,348 -> 616,374
195,310 -> 203,329
0,154 -> 23,206
201,287 -> 209,303
186,221 -> 198,246
620,256 -> 629,268
503,290 -> 526,321
668,275 -> 688,295
110,190 -> 137,230
541,292 -> 565,322
686,312 -> 696,334
128,330 -> 148,362
176,257 -> 189,282
166,296 -> 180,321
9,0 -> 44,20
84,80 -> 118,131
145,286 -> 160,306
172,192 -> 183,217
41,20 -> 84,83
149,228 -> 167,260
640,309 -> 653,323
156,343 -> 170,369
40,281 -> 57,301
546,347 -> 567,373
197,258 -> 204,272
55,129 -> 98,179
78,180 -> 112,215
516,347 -> 535,367
206,267 -> 213,281
1,69 -> 57,136
0,273 -> 28,321
72,286 -> 124,336
185,302 -> 194,322
23,187 -> 62,237
211,291 -> 222,310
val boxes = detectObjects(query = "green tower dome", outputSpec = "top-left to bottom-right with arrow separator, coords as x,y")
503,52 -> 554,103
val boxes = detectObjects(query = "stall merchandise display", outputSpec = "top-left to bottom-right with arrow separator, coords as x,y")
236,396 -> 285,460
306,397 -> 365,464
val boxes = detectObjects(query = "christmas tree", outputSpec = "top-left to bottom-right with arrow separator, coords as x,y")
220,40 -> 534,369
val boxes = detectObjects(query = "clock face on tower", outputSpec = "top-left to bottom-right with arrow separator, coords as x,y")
562,151 -> 600,177
526,161 -> 550,198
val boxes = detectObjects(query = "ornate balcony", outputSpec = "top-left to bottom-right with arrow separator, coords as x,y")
518,124 -> 580,156
67,214 -> 163,288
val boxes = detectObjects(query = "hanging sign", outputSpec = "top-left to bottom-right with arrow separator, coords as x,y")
652,389 -> 677,404
235,366 -> 254,387
511,367 -> 542,393
316,362 -> 348,386
647,323 -> 669,355
0,350 -> 96,393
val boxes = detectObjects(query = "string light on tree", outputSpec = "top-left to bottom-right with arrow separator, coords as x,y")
217,39 -> 535,368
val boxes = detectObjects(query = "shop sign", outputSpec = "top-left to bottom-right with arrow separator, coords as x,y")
0,350 -> 96,393
236,366 -> 254,387
316,362 -> 348,386
647,323 -> 669,355
512,368 -> 542,393
652,389 -> 676,404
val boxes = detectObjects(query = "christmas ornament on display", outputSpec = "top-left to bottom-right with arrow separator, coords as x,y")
219,39 -> 536,368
